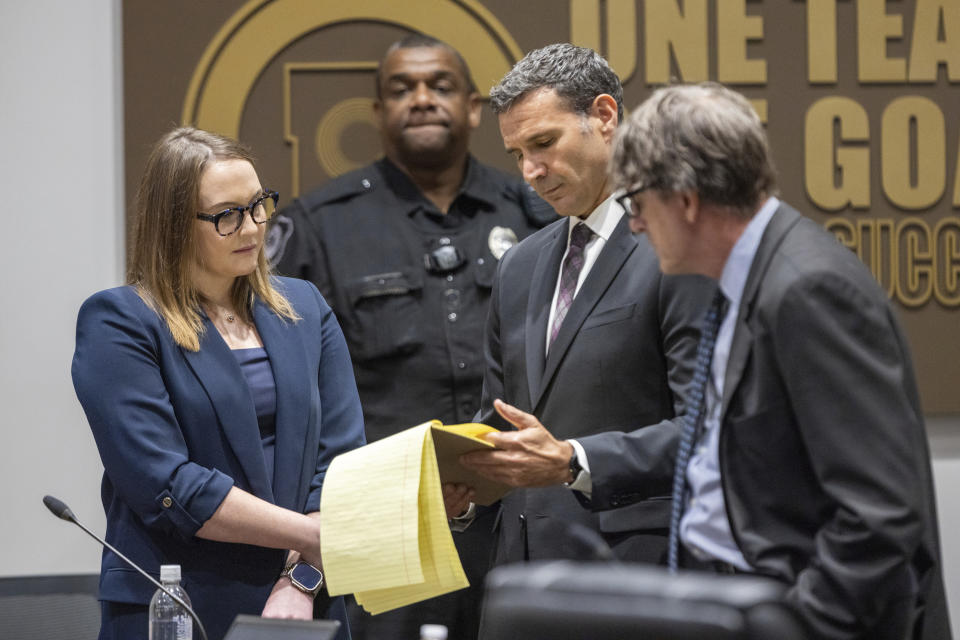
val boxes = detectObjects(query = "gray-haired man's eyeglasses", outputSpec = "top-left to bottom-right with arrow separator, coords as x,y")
618,184 -> 648,218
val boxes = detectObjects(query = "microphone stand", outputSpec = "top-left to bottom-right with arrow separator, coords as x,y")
43,495 -> 210,640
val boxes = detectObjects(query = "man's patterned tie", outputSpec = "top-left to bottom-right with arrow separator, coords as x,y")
667,289 -> 727,572
549,222 -> 594,348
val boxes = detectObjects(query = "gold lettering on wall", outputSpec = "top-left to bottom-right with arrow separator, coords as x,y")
749,99 -> 768,124
569,0 -> 637,82
881,96 -> 945,209
829,217 -> 897,296
900,218 -> 934,305
805,97 -> 871,209
716,0 -> 766,84
608,0 -> 638,82
908,0 -> 960,81
934,217 -> 960,304
569,0 -> 602,57
826,217 -> 960,306
807,0 -> 838,83
954,142 -> 960,207
644,0 -> 708,83
858,0 -> 907,82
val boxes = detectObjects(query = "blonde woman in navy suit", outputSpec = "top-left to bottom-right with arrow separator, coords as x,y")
72,128 -> 365,640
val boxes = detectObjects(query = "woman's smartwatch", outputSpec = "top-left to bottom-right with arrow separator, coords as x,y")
281,561 -> 324,597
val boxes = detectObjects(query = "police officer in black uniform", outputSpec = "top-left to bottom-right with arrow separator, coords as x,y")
268,34 -> 554,640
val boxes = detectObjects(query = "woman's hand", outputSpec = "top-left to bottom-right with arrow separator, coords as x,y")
298,512 -> 324,569
261,576 -> 315,620
442,483 -> 475,519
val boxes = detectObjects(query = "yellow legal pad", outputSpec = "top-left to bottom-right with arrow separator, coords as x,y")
319,421 -> 509,614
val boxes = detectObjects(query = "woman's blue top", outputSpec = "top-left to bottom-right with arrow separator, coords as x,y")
233,347 -> 278,485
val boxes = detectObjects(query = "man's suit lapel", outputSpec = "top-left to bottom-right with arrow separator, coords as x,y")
181,317 -> 274,502
534,215 -> 637,411
254,300 -> 312,511
721,205 -> 802,418
524,222 -> 567,409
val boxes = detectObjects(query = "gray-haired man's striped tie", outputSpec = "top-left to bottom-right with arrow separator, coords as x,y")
667,289 -> 727,572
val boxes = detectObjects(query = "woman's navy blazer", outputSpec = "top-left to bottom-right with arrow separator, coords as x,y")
72,277 -> 365,640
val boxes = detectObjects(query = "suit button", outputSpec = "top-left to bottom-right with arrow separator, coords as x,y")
162,497 -> 173,508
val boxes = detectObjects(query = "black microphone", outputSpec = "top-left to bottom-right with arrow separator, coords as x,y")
43,495 -> 210,640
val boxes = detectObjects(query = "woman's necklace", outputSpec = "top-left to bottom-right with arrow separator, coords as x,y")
205,302 -> 238,325
204,300 -> 260,348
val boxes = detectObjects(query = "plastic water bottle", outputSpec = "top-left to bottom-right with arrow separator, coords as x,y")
149,564 -> 193,640
419,624 -> 448,640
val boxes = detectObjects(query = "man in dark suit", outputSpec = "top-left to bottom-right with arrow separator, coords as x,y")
463,43 -> 713,566
464,82 -> 950,639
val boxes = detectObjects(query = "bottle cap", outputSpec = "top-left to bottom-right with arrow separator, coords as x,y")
419,624 -> 448,640
159,564 -> 181,583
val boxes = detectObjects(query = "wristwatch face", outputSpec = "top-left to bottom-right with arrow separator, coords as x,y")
290,562 -> 323,592
568,453 -> 582,479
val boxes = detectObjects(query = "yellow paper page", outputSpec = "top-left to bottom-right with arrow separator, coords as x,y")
431,422 -> 510,505
355,430 -> 469,613
432,422 -> 499,445
320,422 -> 430,596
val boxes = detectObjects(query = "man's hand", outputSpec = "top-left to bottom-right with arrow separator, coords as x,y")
460,399 -> 574,487
442,483 -> 475,519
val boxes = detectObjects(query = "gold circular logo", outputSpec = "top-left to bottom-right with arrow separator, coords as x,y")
181,0 -> 522,198
315,97 -> 377,177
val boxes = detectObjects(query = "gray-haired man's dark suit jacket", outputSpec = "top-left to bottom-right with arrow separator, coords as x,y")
579,203 -> 950,640
479,211 -> 714,564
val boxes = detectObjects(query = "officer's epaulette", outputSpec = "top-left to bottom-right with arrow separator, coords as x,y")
298,166 -> 379,212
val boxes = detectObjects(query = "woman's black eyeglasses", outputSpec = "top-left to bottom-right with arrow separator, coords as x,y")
196,190 -> 279,236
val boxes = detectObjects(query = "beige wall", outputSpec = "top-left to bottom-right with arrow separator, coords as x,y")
0,0 -> 119,575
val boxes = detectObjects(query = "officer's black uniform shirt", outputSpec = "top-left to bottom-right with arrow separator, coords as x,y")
269,156 -> 555,442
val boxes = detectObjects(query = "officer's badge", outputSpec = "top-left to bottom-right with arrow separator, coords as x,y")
488,226 -> 518,260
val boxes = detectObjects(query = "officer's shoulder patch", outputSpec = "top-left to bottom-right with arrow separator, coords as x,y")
265,214 -> 294,265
